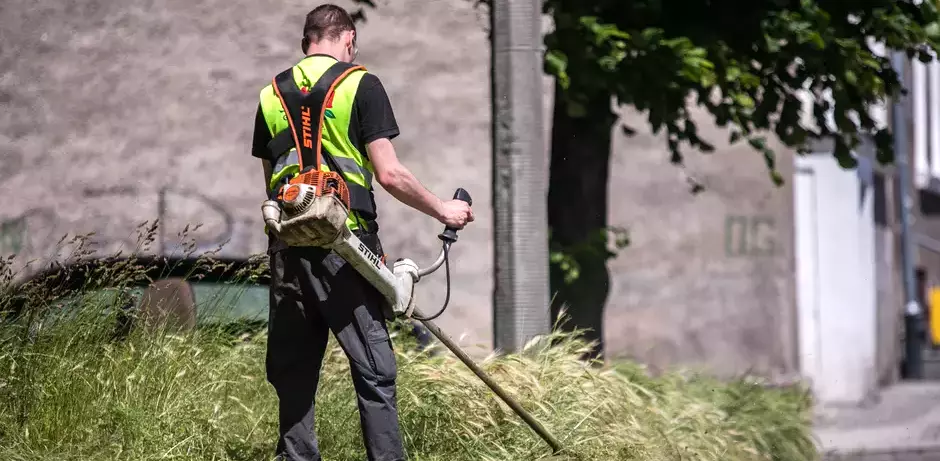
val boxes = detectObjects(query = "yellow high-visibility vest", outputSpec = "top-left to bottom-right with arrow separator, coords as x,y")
257,54 -> 377,231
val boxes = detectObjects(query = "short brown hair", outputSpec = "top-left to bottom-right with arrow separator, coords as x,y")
303,4 -> 356,44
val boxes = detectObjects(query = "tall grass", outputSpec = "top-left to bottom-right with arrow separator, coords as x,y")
0,225 -> 818,461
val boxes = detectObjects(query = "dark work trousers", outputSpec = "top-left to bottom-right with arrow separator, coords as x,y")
265,231 -> 406,461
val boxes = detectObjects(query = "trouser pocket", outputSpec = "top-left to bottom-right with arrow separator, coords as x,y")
366,327 -> 398,382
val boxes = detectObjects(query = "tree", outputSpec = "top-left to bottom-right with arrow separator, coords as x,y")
353,0 -> 940,359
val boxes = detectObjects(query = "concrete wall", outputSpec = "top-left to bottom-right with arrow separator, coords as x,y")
603,105 -> 799,379
0,0 -> 800,378
0,0 -> 500,355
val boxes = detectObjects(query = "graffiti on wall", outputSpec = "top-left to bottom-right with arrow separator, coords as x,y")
0,184 -> 256,266
724,214 -> 777,257
156,185 -> 237,256
0,208 -> 61,260
0,215 -> 25,255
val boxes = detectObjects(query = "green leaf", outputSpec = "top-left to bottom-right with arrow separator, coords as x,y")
765,36 -> 782,53
926,22 -> 940,41
748,136 -> 768,152
844,70 -> 858,86
807,31 -> 826,50
566,100 -> 588,118
874,129 -> 895,164
545,50 -> 570,88
834,140 -> 857,168
732,93 -> 756,109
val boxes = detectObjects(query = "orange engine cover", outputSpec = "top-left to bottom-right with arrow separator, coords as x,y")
278,170 -> 351,210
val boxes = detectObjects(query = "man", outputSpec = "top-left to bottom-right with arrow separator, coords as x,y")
250,4 -> 474,461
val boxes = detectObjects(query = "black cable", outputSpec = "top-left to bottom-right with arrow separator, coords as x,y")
412,242 -> 452,322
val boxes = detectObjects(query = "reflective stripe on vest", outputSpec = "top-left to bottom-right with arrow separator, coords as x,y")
267,131 -> 374,189
258,55 -> 377,230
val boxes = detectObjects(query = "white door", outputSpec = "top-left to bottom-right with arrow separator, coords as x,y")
794,153 -> 878,405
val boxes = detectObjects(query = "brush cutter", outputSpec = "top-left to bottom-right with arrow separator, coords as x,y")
262,183 -> 563,456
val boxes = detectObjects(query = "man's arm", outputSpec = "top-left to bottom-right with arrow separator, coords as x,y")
356,74 -> 473,228
369,138 -> 474,228
251,103 -> 274,193
368,138 -> 444,219
262,159 -> 273,192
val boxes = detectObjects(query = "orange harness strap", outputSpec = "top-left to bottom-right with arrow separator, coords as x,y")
270,62 -> 371,215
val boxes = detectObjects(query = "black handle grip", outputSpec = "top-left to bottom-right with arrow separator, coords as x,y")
439,188 -> 472,243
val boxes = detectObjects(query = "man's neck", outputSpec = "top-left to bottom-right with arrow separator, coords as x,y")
305,52 -> 337,60
305,44 -> 343,61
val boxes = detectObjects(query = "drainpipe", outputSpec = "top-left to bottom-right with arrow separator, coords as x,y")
891,50 -> 925,379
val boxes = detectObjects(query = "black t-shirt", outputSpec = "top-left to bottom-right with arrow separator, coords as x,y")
251,72 -> 400,162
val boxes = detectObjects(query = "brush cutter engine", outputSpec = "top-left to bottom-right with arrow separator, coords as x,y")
262,172 -> 469,321
262,171 -> 352,247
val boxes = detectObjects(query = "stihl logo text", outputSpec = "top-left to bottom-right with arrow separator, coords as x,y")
301,106 -> 314,149
359,242 -> 381,269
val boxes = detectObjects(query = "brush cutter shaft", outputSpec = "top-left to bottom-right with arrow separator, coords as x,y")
414,312 -> 564,454
331,231 -> 416,316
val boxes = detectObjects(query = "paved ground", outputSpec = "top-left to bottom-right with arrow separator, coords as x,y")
815,382 -> 940,461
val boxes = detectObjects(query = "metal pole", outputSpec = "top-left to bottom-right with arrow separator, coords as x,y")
891,50 -> 924,379
491,0 -> 551,352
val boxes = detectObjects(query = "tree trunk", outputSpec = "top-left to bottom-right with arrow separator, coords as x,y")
547,82 -> 616,361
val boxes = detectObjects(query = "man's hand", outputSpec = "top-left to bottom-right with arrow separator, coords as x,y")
368,137 -> 474,228
438,199 -> 474,229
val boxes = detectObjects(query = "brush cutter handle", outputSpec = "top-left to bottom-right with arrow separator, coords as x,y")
438,188 -> 472,243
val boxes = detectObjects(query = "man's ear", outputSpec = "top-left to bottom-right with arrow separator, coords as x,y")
301,37 -> 309,54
